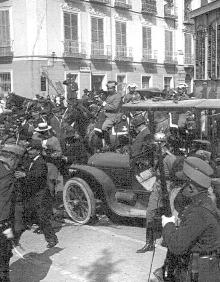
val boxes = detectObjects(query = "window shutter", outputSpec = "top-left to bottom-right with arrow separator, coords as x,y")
0,10 -> 10,44
91,17 -> 103,43
116,21 -> 126,46
64,12 -> 78,41
185,33 -> 191,55
165,30 -> 173,53
143,27 -> 151,50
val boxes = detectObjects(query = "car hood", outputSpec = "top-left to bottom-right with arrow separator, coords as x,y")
88,152 -> 130,168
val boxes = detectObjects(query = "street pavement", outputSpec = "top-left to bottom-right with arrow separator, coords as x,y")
10,217 -> 167,282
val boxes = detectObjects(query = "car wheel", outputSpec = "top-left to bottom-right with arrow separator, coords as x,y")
63,177 -> 96,225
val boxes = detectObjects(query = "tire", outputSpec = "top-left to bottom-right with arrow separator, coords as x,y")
63,177 -> 96,225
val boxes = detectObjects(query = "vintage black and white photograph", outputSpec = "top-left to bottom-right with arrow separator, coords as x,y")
0,0 -> 220,281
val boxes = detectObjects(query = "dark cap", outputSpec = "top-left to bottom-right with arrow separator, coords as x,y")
106,81 -> 117,88
183,156 -> 213,188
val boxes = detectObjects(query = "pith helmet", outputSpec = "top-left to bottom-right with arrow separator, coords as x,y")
183,156 -> 213,188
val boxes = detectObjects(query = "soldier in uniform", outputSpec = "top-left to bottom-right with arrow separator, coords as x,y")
161,156 -> 220,281
100,81 -> 122,148
130,115 -> 153,159
124,83 -> 140,103
0,144 -> 25,282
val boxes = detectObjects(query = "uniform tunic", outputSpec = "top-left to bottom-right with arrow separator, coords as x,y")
102,92 -> 122,131
163,193 -> 220,282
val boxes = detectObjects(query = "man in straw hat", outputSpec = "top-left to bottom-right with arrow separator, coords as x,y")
159,156 -> 220,281
0,144 -> 25,281
14,140 -> 58,248
33,122 -> 62,197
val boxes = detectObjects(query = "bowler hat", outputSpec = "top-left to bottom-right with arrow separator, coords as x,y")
183,156 -> 213,189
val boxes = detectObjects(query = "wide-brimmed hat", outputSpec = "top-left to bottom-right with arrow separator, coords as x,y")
183,156 -> 214,189
34,122 -> 51,132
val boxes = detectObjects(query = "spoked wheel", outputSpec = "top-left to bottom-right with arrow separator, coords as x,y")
63,177 -> 96,225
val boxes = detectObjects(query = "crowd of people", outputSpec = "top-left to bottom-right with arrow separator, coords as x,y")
0,78 -> 220,282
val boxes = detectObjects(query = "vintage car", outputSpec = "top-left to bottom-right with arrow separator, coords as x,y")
63,98 -> 220,225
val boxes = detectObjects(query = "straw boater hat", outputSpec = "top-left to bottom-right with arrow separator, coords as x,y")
34,122 -> 51,132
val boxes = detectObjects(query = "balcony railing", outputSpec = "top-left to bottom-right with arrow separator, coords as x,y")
0,40 -> 13,57
164,4 -> 178,19
142,49 -> 157,63
115,45 -> 133,62
141,1 -> 157,15
91,42 -> 112,60
63,40 -> 86,59
184,53 -> 194,66
114,0 -> 132,10
164,51 -> 178,64
89,0 -> 110,4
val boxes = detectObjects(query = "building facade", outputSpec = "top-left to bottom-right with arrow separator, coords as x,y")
191,0 -> 220,98
0,0 -> 194,99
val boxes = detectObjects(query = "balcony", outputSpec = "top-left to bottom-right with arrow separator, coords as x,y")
63,40 -> 86,59
114,0 -> 132,10
141,1 -> 157,15
91,43 -> 112,60
164,4 -> 178,20
164,51 -> 178,65
0,41 -> 13,63
142,49 -> 157,63
89,0 -> 110,4
184,53 -> 194,66
115,46 -> 133,62
183,12 -> 194,25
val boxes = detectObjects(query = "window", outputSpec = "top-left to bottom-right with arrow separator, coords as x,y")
64,12 -> 78,41
217,25 -> 220,78
91,75 -> 104,92
0,10 -> 11,56
165,30 -> 173,61
116,21 -> 126,57
164,77 -> 172,89
143,27 -> 152,58
207,25 -> 216,79
184,33 -> 192,64
0,72 -> 11,94
142,76 -> 151,89
64,12 -> 78,54
91,17 -> 104,55
195,29 -> 205,79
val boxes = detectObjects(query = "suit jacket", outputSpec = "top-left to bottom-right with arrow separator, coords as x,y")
24,155 -> 48,198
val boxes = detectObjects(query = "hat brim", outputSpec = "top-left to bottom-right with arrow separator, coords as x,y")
35,126 -> 52,132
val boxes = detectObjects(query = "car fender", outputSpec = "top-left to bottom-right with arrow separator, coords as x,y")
68,164 -> 146,218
